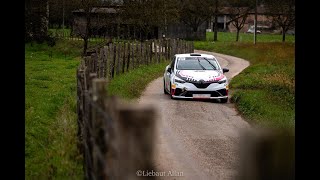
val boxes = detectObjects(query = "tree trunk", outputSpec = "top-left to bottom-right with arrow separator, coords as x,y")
192,27 -> 198,40
214,15 -> 218,41
213,0 -> 218,41
83,13 -> 91,56
83,38 -> 88,56
236,29 -> 240,42
282,27 -> 286,42
192,31 -> 199,41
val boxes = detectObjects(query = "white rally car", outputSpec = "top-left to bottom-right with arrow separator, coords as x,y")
163,53 -> 229,103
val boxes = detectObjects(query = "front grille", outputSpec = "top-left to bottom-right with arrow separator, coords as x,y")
191,82 -> 212,88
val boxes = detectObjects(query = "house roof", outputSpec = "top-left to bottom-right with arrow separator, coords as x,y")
72,7 -> 118,14
219,6 -> 267,15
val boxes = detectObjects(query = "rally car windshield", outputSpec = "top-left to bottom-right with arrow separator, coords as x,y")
176,57 -> 219,70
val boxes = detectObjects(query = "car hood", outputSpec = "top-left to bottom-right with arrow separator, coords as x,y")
175,70 -> 225,82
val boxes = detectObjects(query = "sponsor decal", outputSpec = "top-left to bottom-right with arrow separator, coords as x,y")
176,70 -> 197,82
176,70 -> 224,83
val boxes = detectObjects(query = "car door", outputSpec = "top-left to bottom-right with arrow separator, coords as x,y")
165,56 -> 176,91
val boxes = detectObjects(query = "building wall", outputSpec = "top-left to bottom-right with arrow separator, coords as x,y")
217,14 -> 274,33
159,22 -> 206,40
73,12 -> 206,40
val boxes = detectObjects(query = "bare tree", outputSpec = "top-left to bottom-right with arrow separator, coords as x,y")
121,0 -> 179,41
48,0 -> 81,29
227,0 -> 255,41
180,0 -> 215,40
212,0 -> 230,41
75,0 -> 110,56
264,0 -> 295,42
121,0 -> 155,40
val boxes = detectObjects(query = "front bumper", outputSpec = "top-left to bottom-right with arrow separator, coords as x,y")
171,82 -> 228,99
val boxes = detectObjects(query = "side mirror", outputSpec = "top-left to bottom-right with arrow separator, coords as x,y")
223,68 -> 229,73
167,67 -> 172,73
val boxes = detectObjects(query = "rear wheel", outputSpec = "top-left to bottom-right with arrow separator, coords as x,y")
220,97 -> 228,103
164,79 -> 168,94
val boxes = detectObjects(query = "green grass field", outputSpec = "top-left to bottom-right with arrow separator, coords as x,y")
205,31 -> 295,43
25,40 -> 84,179
195,32 -> 295,128
108,61 -> 169,100
25,38 -> 169,178
49,28 -> 72,37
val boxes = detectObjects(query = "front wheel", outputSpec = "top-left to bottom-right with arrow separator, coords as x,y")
220,97 -> 228,103
170,82 -> 174,99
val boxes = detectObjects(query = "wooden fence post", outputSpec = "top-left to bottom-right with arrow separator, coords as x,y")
136,41 -> 140,67
76,68 -> 85,154
145,40 -> 148,65
127,43 -> 131,72
122,42 -> 126,74
159,39 -> 163,62
115,105 -> 156,180
117,42 -> 121,76
141,42 -> 145,65
149,40 -> 153,64
192,41 -> 194,53
172,39 -> 177,55
99,48 -> 104,78
154,40 -> 158,63
111,43 -> 116,79
166,39 -> 169,60
82,71 -> 95,180
91,78 -> 108,180
103,46 -> 108,79
131,41 -> 135,70
238,128 -> 295,180
146,41 -> 149,65
145,41 -> 148,65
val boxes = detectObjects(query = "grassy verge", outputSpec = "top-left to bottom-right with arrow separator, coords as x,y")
25,39 -> 85,179
26,38 -> 169,178
205,31 -> 295,43
194,32 -> 295,128
108,61 -> 169,100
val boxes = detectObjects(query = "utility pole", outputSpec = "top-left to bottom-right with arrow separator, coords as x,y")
213,0 -> 218,41
62,0 -> 65,35
254,0 -> 257,44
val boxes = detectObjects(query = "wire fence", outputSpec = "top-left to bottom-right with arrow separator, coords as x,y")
77,38 -> 193,179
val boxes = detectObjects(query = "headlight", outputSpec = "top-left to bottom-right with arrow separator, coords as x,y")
174,77 -> 185,83
218,79 -> 227,84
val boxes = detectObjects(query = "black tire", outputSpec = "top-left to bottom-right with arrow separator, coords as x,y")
220,97 -> 228,103
170,82 -> 174,99
164,79 -> 169,94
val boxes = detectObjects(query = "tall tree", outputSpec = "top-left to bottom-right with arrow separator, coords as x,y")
122,0 -> 179,40
75,0 -> 109,56
227,0 -> 255,41
25,0 -> 49,43
212,0 -> 229,41
264,0 -> 295,42
180,0 -> 215,40
48,0 -> 81,29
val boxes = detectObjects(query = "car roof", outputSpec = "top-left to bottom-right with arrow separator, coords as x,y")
175,53 -> 216,59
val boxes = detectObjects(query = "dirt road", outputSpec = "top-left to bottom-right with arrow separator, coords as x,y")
138,50 -> 250,180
